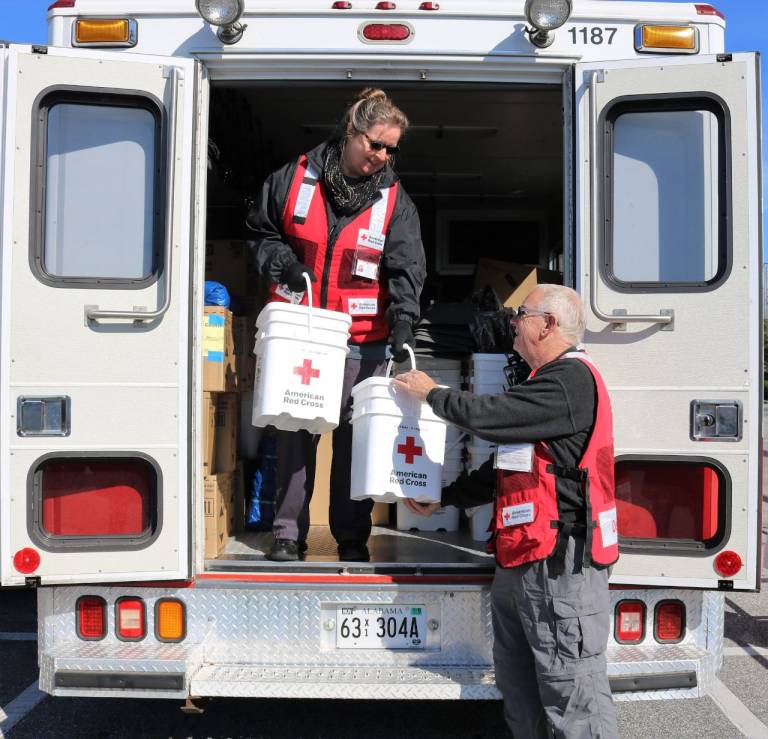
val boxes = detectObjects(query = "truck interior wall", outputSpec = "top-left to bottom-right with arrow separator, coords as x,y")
202,81 -> 565,567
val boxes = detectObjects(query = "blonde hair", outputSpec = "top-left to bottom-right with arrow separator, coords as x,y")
534,284 -> 586,345
341,88 -> 409,137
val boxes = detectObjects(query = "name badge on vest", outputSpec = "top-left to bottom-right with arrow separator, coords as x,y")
598,507 -> 618,547
501,502 -> 535,528
275,284 -> 305,304
347,297 -> 378,316
357,228 -> 386,252
353,252 -> 381,281
494,443 -> 534,472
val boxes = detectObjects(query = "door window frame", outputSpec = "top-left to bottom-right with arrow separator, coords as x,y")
28,86 -> 167,290
600,93 -> 732,293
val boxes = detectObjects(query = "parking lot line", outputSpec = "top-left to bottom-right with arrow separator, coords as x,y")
723,646 -> 768,658
709,678 -> 768,738
0,633 -> 36,642
0,681 -> 47,736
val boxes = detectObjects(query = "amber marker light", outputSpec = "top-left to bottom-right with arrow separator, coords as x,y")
74,19 -> 137,46
635,25 -> 698,54
155,599 -> 186,642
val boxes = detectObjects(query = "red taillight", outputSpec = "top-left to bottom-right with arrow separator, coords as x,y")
654,601 -> 684,643
13,548 -> 41,574
694,4 -> 725,20
332,1 -> 351,7
48,0 -> 76,9
116,597 -> 146,641
361,23 -> 411,41
77,596 -> 107,640
714,550 -> 742,577
376,1 -> 396,8
419,1 -> 439,8
615,600 -> 645,643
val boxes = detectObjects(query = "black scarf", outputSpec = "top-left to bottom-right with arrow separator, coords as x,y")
322,140 -> 389,217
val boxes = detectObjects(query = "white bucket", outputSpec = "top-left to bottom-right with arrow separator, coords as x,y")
469,378 -> 507,396
396,502 -> 460,532
466,503 -> 494,541
350,346 -> 447,504
251,274 -> 351,434
471,353 -> 508,373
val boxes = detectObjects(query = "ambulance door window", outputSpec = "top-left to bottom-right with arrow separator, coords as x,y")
603,99 -> 727,289
32,92 -> 163,287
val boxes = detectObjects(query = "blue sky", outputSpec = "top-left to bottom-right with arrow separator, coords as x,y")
0,0 -> 766,252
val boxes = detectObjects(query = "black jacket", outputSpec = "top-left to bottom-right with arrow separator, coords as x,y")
430,355 -> 597,522
246,140 -> 426,326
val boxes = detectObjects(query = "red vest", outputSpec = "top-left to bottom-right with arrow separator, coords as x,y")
491,352 -> 619,568
268,154 -> 399,344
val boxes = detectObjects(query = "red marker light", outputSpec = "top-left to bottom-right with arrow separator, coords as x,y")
116,597 -> 146,641
13,548 -> 41,574
419,2 -> 439,9
694,4 -> 725,20
615,601 -> 645,643
48,0 -> 76,9
376,2 -> 396,8
332,1 -> 352,7
361,23 -> 411,41
714,550 -> 742,577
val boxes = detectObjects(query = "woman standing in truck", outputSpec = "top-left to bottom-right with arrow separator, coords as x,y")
247,88 -> 426,562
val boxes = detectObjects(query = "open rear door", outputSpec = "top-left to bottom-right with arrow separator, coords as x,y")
0,45 -> 195,585
574,53 -> 762,590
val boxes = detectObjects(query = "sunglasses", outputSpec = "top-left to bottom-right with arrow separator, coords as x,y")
509,305 -> 552,323
359,131 -> 400,156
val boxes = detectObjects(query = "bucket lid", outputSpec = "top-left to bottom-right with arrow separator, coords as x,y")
258,302 -> 352,328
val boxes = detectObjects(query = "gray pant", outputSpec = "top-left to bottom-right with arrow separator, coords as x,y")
273,353 -> 388,544
491,537 -> 618,739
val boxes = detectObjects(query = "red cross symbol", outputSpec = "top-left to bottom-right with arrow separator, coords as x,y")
294,358 -> 320,385
351,302 -> 358,310
397,436 -> 423,465
360,233 -> 368,241
503,510 -> 511,523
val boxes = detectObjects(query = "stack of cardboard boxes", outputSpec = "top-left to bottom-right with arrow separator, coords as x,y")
203,241 -> 257,558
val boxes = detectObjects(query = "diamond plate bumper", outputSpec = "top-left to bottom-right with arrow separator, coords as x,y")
37,584 -> 724,701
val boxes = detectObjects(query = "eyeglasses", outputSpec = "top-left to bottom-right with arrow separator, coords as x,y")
509,305 -> 551,324
359,131 -> 400,156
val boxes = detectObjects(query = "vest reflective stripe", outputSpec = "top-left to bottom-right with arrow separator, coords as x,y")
291,163 -> 320,223
491,353 -> 619,568
270,154 -> 399,343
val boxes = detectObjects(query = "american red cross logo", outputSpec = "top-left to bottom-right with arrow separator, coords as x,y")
361,233 -> 368,241
351,302 -> 358,310
503,510 -> 511,523
397,436 -> 423,465
294,358 -> 320,385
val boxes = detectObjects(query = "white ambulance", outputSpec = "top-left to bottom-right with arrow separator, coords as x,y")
0,0 -> 762,704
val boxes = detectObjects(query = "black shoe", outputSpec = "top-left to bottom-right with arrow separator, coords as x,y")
267,538 -> 300,562
299,540 -> 308,555
338,540 -> 370,562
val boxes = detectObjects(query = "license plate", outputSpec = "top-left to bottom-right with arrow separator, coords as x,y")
335,605 -> 426,649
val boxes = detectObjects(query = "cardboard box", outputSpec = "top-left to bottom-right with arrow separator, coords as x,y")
203,307 -> 237,392
202,392 -> 217,473
233,315 -> 256,393
309,433 -> 390,526
214,393 -> 238,473
205,240 -> 251,297
473,259 -> 562,309
204,473 -> 232,559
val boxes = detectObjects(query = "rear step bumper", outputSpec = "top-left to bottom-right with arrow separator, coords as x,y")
38,586 -> 722,701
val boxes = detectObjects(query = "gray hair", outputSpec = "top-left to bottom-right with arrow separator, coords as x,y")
533,284 -> 586,345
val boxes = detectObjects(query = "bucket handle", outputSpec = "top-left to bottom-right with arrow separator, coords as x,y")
386,342 -> 416,378
303,271 -> 314,337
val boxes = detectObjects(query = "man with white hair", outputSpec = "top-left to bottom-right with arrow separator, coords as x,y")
394,284 -> 619,739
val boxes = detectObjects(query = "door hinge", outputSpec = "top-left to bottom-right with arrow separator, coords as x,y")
25,576 -> 41,588
31,45 -> 48,55
716,53 -> 732,63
